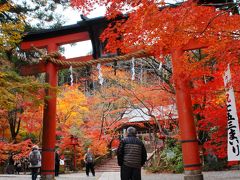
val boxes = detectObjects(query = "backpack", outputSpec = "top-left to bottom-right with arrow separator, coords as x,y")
17,162 -> 21,168
30,151 -> 39,166
16,162 -> 22,168
85,153 -> 93,163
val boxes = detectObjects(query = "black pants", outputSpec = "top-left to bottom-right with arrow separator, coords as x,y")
6,164 -> 14,174
86,162 -> 95,176
31,167 -> 39,180
121,165 -> 141,180
55,164 -> 59,176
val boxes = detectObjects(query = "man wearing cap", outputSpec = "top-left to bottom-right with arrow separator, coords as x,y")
29,145 -> 41,180
117,126 -> 147,180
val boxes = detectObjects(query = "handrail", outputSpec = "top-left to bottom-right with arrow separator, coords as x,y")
94,152 -> 111,165
94,148 -> 117,166
144,149 -> 159,168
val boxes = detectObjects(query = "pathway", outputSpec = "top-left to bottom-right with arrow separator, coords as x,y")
0,170 -> 239,179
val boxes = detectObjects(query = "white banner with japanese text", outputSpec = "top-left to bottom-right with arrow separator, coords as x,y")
224,64 -> 240,161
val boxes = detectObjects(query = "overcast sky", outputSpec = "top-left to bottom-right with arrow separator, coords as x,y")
57,5 -> 106,58
14,0 -> 181,58
59,0 -> 182,58
60,6 -> 106,25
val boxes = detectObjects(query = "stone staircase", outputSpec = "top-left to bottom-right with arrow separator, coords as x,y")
96,156 -> 120,172
95,152 -> 154,172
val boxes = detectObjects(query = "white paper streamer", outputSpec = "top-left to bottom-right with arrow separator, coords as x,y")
69,66 -> 73,86
158,62 -> 163,71
131,57 -> 135,80
97,63 -> 104,85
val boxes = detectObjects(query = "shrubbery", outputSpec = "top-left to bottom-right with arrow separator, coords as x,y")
146,138 -> 183,173
203,154 -> 227,171
146,137 -> 231,173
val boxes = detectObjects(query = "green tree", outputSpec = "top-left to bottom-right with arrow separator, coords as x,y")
0,1 -> 47,142
0,1 -> 25,51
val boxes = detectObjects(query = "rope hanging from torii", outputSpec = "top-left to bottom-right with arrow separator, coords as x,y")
32,47 -> 148,67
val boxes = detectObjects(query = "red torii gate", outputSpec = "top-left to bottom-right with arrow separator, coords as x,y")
20,16 -> 208,180
20,17 -> 109,179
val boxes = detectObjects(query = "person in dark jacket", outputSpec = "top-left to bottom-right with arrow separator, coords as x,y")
117,126 -> 147,180
14,160 -> 21,174
55,150 -> 60,176
6,153 -> 15,174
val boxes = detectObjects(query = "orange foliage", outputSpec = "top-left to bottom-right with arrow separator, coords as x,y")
71,0 -> 240,161
20,105 -> 43,134
0,139 -> 34,163
56,85 -> 108,165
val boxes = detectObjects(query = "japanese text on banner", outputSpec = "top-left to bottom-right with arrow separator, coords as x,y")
223,64 -> 240,161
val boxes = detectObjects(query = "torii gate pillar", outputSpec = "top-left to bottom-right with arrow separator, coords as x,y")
172,48 -> 203,180
41,44 -> 58,180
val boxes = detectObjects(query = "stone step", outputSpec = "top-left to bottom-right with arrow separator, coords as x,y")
97,169 -> 120,172
97,165 -> 119,168
99,165 -> 119,167
98,165 -> 119,168
95,157 -> 120,172
96,165 -> 120,169
97,166 -> 119,168
96,167 -> 120,172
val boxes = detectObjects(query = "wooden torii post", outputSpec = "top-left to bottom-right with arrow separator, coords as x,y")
171,39 -> 209,180
20,33 -> 92,180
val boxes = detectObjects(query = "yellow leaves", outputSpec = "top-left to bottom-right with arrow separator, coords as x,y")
57,85 -> 89,128
0,21 -> 25,50
214,93 -> 226,106
0,2 -> 11,13
91,140 -> 108,156
0,70 -> 44,111
0,1 -> 25,50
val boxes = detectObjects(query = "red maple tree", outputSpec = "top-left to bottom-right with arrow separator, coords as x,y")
71,0 -> 240,161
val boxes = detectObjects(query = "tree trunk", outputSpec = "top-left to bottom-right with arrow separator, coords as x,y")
8,109 -> 22,142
